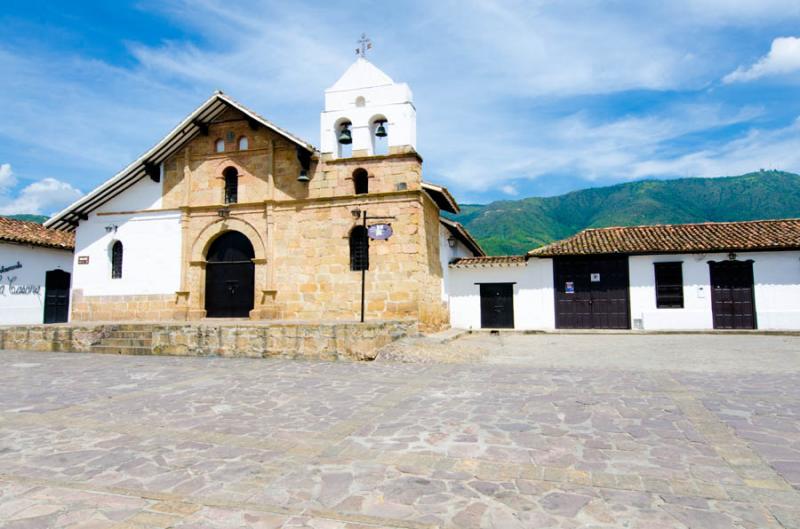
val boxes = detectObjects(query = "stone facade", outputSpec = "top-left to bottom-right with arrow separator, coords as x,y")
72,106 -> 449,330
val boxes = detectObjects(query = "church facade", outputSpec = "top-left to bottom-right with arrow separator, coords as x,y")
46,58 -> 482,330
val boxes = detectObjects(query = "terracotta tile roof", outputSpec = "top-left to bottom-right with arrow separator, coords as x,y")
529,218 -> 800,257
0,217 -> 75,250
450,255 -> 526,267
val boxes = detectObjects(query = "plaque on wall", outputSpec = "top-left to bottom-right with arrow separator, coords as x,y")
367,224 -> 393,240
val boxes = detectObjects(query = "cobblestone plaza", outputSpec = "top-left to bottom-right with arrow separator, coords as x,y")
1,335 -> 799,528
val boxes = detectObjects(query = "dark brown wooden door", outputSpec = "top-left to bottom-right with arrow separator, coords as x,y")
480,283 -> 515,329
709,260 -> 756,329
554,256 -> 630,329
43,269 -> 70,324
205,231 -> 255,318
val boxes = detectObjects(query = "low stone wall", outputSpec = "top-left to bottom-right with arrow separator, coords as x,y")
0,321 -> 417,361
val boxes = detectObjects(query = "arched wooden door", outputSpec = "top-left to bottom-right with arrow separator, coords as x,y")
44,269 -> 71,324
205,231 -> 255,318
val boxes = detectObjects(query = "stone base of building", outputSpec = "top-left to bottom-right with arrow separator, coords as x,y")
0,320 -> 417,361
71,291 -> 186,321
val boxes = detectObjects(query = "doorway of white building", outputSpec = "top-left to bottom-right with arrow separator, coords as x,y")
479,283 -> 515,329
43,269 -> 70,324
709,260 -> 756,329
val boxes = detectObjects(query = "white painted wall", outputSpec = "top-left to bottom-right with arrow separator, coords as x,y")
630,251 -> 800,330
72,209 -> 182,297
448,259 -> 555,330
439,225 -> 474,303
321,58 -> 416,157
0,242 -> 73,324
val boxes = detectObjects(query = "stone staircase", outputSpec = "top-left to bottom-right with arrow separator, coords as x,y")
91,325 -> 154,355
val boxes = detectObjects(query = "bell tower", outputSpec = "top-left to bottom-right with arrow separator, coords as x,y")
321,39 -> 417,159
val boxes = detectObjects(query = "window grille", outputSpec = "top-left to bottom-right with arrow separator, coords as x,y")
349,226 -> 369,271
654,262 -> 683,308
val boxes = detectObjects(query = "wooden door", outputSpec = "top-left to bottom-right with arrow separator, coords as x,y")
43,269 -> 70,324
480,283 -> 515,329
555,256 -> 630,329
709,260 -> 756,329
205,231 -> 255,318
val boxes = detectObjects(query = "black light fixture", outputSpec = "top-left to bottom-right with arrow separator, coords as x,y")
728,252 -> 737,261
338,123 -> 353,144
375,120 -> 387,138
351,208 -> 362,219
447,236 -> 457,248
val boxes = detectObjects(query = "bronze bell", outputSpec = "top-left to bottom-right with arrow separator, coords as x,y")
337,125 -> 352,145
297,169 -> 310,182
375,121 -> 387,138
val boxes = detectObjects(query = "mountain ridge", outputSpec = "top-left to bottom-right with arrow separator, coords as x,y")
449,170 -> 800,255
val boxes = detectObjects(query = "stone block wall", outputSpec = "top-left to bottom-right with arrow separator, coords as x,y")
0,321 -> 416,361
71,290 -> 182,322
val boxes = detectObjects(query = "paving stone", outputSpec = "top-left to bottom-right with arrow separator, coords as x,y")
1,347 -> 800,529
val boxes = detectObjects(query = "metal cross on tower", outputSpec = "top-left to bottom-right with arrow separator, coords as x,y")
356,33 -> 372,57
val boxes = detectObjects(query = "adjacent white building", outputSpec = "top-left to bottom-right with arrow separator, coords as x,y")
0,217 -> 74,325
448,219 -> 800,331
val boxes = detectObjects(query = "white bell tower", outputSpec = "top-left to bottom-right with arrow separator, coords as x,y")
321,37 -> 417,158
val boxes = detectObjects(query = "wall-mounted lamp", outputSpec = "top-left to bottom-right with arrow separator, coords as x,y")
217,207 -> 230,218
351,208 -> 362,219
104,224 -> 118,233
728,252 -> 737,261
447,236 -> 457,248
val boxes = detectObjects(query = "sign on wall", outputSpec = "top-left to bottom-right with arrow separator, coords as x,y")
590,273 -> 601,282
0,262 -> 41,296
78,256 -> 90,265
565,281 -> 574,294
368,224 -> 393,240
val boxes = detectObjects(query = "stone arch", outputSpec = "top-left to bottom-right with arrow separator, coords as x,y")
191,217 -> 266,263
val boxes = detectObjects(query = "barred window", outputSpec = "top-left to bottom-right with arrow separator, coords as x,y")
111,241 -> 123,279
654,262 -> 683,308
349,226 -> 369,271
223,167 -> 238,204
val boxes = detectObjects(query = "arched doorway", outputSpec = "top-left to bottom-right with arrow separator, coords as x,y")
205,231 -> 255,318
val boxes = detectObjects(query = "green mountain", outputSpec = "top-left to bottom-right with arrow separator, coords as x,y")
449,170 -> 800,255
6,214 -> 49,224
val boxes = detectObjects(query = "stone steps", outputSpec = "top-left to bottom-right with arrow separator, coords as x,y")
91,345 -> 153,355
91,327 -> 154,356
99,337 -> 152,347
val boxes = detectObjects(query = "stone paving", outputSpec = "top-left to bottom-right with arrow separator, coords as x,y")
0,342 -> 799,528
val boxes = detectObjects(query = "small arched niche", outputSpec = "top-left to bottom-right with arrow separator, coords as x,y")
215,138 -> 225,153
353,168 -> 369,195
355,96 -> 366,107
238,136 -> 249,150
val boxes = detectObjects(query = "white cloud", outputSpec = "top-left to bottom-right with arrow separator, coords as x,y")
629,117 -> 800,178
0,177 -> 83,216
724,37 -> 800,83
500,185 -> 518,196
0,163 -> 15,188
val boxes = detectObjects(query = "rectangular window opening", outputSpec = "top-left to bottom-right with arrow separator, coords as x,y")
654,262 -> 684,309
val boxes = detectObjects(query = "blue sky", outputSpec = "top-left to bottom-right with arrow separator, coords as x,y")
2,0 -> 800,215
